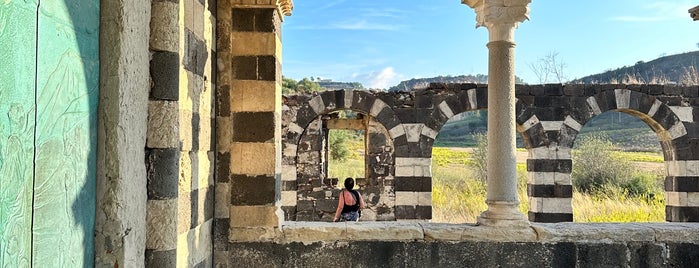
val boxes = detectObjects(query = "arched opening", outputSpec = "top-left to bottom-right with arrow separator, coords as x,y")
572,110 -> 666,222
288,105 -> 396,221
432,110 -> 529,223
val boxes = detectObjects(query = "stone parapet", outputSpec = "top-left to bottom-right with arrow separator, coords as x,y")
218,222 -> 699,267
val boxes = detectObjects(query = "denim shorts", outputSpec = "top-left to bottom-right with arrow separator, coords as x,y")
340,211 -> 359,222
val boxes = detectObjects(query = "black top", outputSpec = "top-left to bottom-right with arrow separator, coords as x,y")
341,190 -> 360,213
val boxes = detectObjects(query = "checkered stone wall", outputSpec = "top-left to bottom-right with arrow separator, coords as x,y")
280,84 -> 699,223
146,0 -> 216,266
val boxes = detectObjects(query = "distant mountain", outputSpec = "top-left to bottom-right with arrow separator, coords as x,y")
388,74 -> 524,92
317,81 -> 364,90
572,51 -> 699,84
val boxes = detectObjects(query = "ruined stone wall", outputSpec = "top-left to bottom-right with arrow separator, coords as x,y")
280,84 -> 699,223
281,96 -> 396,221
144,0 -> 216,266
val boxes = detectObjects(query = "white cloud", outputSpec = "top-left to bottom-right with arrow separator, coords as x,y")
353,67 -> 400,89
332,20 -> 402,31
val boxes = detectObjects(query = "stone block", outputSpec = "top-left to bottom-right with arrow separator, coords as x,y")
576,243 -> 629,267
230,174 -> 276,206
231,111 -> 274,142
281,180 -> 297,191
231,55 -> 257,80
345,222 -> 423,241
230,142 -> 275,175
147,101 -> 179,148
526,159 -> 572,173
315,199 -> 337,213
395,205 -> 416,219
228,225 -> 280,242
229,206 -> 280,228
150,51 -> 180,100
375,113 -> 400,135
394,177 -> 431,192
145,249 -> 176,267
532,223 -> 655,243
281,222 -> 347,243
212,218 -> 230,253
527,184 -> 573,198
528,212 -> 573,223
147,148 -> 180,200
351,91 -> 376,114
150,1 -> 179,52
216,152 -> 230,182
215,183 -> 230,218
184,29 -> 208,76
216,86 -> 231,117
146,199 -> 178,250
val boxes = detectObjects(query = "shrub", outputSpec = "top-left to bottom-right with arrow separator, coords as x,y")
328,130 -> 350,161
572,133 -> 634,193
467,133 -> 488,183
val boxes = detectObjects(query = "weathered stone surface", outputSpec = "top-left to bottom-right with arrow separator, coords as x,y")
282,222 -> 347,244
345,222 -> 423,241
146,199 -> 178,250
146,148 -> 180,200
147,101 -> 179,148
532,223 -> 655,242
150,1 -> 179,52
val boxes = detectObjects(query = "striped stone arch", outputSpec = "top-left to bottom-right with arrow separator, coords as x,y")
519,88 -> 690,222
281,89 -> 402,220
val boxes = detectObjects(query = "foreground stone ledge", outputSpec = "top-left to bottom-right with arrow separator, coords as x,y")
278,222 -> 699,244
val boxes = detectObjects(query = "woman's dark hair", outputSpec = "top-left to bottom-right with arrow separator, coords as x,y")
344,177 -> 355,190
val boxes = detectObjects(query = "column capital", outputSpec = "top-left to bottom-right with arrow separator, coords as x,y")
463,0 -> 530,28
230,0 -> 294,16
278,0 -> 294,16
690,5 -> 699,21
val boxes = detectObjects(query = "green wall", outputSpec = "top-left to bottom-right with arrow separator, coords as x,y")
0,0 -> 99,266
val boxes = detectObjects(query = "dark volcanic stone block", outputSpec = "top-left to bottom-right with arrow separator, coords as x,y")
150,51 -> 180,101
146,148 -> 180,200
230,174 -> 276,206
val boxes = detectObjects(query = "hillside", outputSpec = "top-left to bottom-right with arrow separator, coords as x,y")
388,75 -> 525,92
317,81 -> 364,90
572,51 -> 699,84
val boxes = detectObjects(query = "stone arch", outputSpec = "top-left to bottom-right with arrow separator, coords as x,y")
281,90 -> 400,221
521,88 -> 688,222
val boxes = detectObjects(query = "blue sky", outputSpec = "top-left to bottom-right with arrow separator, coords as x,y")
282,0 -> 699,88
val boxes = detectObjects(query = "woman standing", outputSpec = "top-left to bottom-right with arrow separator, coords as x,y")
333,177 -> 365,222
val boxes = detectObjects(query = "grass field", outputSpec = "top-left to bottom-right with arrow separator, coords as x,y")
431,147 -> 665,223
330,145 -> 666,223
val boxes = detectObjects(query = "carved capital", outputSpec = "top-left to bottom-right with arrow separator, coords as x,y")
690,5 -> 699,21
277,0 -> 294,16
465,0 -> 530,28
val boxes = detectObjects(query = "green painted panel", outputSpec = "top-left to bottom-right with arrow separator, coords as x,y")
32,0 -> 99,266
0,0 -> 38,267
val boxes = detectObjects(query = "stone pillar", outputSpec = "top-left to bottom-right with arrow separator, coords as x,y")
95,0 -> 151,266
463,0 -> 530,226
215,0 -> 292,254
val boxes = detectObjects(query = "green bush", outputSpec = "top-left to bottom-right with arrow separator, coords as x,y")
467,133 -> 488,183
572,133 -> 634,193
329,130 -> 350,161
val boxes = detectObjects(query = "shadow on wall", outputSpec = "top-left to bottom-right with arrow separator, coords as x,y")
34,0 -> 99,266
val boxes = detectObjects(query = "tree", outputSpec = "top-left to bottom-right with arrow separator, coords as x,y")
296,77 -> 323,93
282,76 -> 298,94
528,51 -> 567,84
282,76 -> 325,94
328,130 -> 350,161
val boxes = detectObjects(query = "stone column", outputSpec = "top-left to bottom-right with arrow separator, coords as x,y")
463,0 -> 530,226
215,0 -> 292,253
